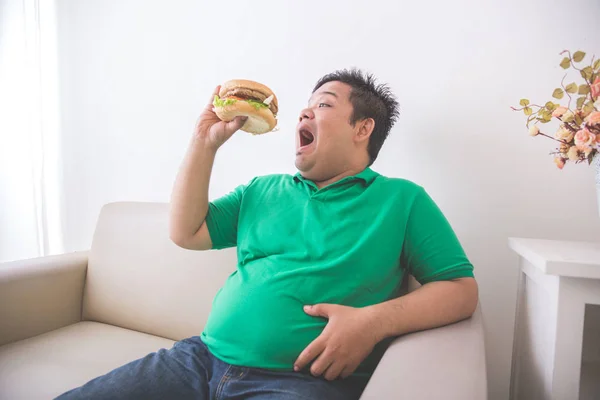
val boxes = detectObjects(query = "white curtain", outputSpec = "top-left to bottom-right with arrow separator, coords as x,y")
0,0 -> 63,263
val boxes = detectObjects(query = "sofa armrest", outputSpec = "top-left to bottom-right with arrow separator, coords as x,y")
0,251 -> 88,346
360,303 -> 487,400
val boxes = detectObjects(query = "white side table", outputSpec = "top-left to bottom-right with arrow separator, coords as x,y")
509,238 -> 600,400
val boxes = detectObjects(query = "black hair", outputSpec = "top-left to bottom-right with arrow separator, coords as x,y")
313,68 -> 399,165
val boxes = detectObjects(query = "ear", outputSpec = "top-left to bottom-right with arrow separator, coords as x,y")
354,118 -> 375,144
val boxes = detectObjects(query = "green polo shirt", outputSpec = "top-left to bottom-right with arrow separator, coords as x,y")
201,168 -> 474,375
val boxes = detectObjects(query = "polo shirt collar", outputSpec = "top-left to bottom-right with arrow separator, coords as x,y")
293,167 -> 379,186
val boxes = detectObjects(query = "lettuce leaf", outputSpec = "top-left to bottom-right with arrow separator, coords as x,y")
213,95 -> 268,110
246,99 -> 269,110
213,95 -> 237,107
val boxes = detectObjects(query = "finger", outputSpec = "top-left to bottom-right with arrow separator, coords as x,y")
323,361 -> 345,381
223,116 -> 248,134
339,365 -> 356,379
304,304 -> 333,318
205,85 -> 221,111
294,336 -> 327,371
310,350 -> 334,377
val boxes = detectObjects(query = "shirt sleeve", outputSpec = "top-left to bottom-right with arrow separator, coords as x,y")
204,179 -> 255,250
400,188 -> 474,285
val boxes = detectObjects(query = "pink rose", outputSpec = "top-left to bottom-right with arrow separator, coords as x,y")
586,111 -> 600,126
592,77 -> 600,99
552,106 -> 568,118
574,128 -> 595,148
554,157 -> 565,170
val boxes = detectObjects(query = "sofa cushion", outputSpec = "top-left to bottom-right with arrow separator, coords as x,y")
83,202 -> 238,341
0,321 -> 175,400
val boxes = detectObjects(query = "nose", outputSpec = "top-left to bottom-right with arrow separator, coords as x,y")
299,107 -> 315,122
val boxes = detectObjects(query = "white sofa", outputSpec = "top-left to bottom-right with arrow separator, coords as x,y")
0,202 -> 487,399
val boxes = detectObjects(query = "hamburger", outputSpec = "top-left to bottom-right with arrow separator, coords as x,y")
213,79 -> 279,135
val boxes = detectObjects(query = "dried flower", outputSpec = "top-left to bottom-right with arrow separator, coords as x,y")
592,77 -> 600,99
567,146 -> 581,161
513,49 -> 600,168
554,157 -> 565,169
529,125 -> 540,136
555,126 -> 574,142
575,128 -> 595,148
552,106 -> 568,118
586,111 -> 600,127
562,110 -> 575,123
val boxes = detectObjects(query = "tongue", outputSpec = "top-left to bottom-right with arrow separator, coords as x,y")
303,131 -> 314,146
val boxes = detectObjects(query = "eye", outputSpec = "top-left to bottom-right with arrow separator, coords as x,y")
318,103 -> 331,108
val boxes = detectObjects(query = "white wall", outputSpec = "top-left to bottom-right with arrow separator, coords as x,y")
54,0 -> 600,398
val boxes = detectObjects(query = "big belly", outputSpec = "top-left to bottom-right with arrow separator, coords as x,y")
201,268 -> 326,369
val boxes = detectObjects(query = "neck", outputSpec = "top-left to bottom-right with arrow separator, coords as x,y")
312,164 -> 369,189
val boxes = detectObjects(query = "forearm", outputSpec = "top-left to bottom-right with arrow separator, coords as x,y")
169,136 -> 217,244
368,277 -> 478,341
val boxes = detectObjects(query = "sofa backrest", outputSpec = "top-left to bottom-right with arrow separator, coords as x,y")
82,202 -> 237,341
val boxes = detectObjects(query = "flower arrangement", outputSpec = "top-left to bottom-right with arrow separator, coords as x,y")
512,50 -> 600,169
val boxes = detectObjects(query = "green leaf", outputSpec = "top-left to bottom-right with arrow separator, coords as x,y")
566,83 -> 578,94
213,95 -> 268,110
520,98 -> 530,106
584,101 -> 595,114
588,152 -> 595,165
538,109 -> 552,123
245,99 -> 269,110
545,101 -> 557,111
213,95 -> 237,107
594,59 -> 600,71
577,96 -> 587,109
575,114 -> 584,126
579,85 -> 590,95
553,88 -> 564,99
524,107 -> 532,116
560,57 -> 571,69
536,117 -> 549,124
573,51 -> 586,62
581,66 -> 593,81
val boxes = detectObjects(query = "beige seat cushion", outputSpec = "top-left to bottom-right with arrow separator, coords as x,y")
84,202 -> 237,341
0,321 -> 175,400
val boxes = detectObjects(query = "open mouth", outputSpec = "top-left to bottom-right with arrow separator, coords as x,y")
299,129 -> 315,148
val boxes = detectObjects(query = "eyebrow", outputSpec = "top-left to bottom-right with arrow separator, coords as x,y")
320,91 -> 338,98
309,91 -> 338,104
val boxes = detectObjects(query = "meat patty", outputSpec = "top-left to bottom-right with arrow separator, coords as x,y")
223,88 -> 278,115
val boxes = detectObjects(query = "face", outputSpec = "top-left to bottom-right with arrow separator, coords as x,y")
295,81 -> 370,182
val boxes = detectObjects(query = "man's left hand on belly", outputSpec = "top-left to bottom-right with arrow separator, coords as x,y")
293,304 -> 380,381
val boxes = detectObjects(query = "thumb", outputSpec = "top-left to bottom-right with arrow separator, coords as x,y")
224,116 -> 248,133
304,304 -> 332,318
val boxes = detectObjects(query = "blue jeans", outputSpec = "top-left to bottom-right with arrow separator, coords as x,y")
55,336 -> 370,399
